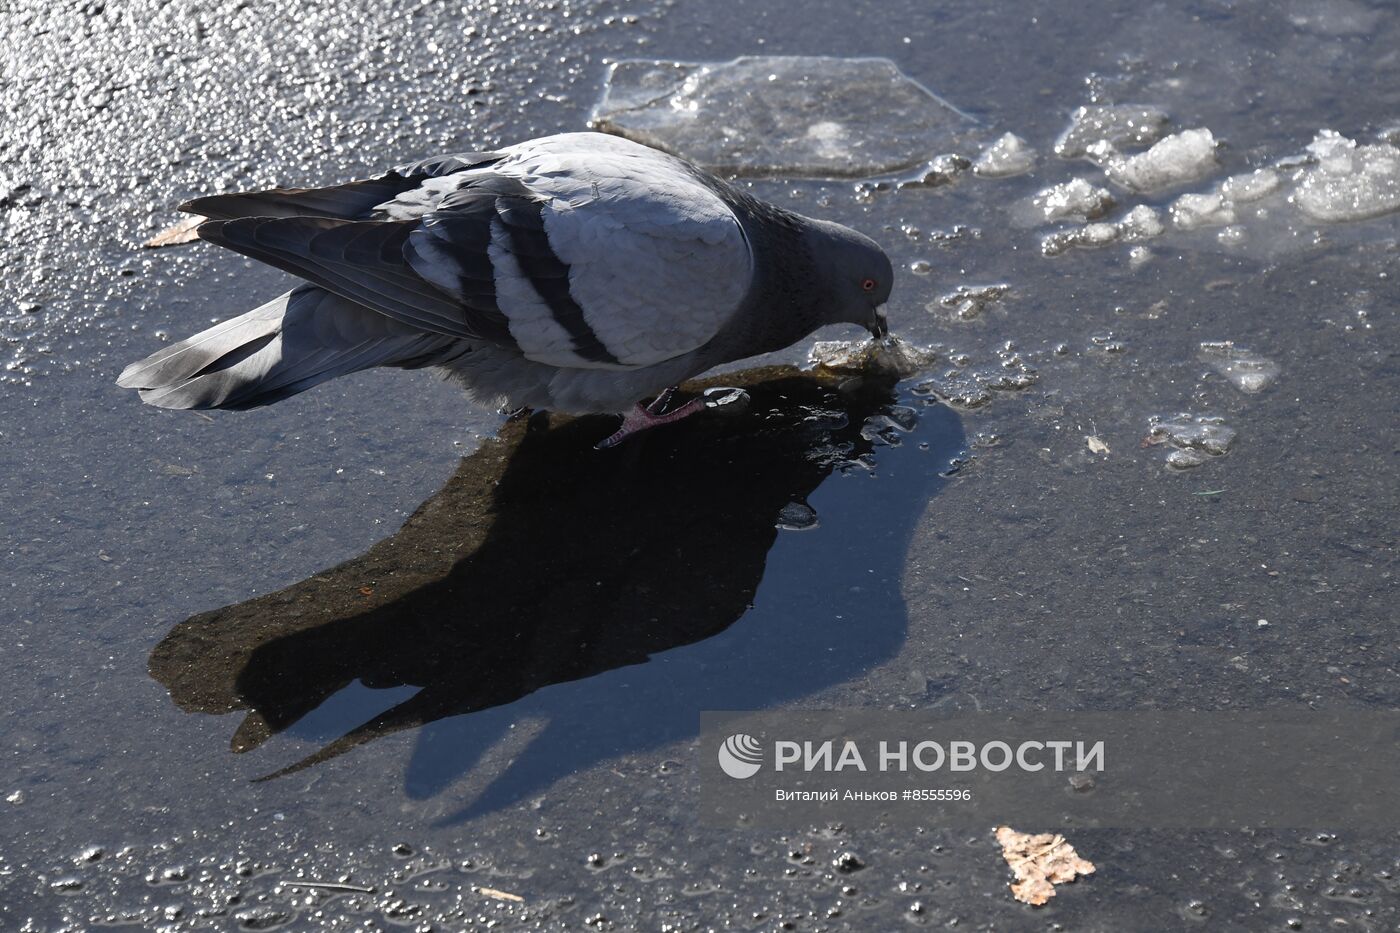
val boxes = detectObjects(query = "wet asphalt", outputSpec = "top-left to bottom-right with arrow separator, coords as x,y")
2,0 -> 1398,929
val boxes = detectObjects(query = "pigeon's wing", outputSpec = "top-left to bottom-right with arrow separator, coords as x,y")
410,133 -> 755,370
180,152 -> 506,221
194,214 -> 514,342
186,134 -> 752,369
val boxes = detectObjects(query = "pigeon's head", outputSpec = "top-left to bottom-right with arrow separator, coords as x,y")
804,219 -> 894,338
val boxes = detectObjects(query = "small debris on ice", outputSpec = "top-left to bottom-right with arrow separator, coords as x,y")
808,335 -> 939,378
1092,128 -> 1218,193
994,826 -> 1096,907
1294,130 -> 1400,222
1055,104 -> 1170,159
1198,342 -> 1280,393
475,886 -> 525,903
144,215 -> 205,248
974,133 -> 1036,177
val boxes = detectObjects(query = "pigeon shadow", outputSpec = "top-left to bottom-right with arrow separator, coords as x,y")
149,364 -> 965,821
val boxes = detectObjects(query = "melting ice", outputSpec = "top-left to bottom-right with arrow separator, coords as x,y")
1198,342 -> 1280,394
1147,415 -> 1237,470
592,56 -> 975,178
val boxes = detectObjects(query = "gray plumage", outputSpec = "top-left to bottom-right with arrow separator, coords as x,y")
119,132 -> 893,418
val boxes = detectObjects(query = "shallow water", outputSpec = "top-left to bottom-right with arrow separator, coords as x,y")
3,0 -> 1399,928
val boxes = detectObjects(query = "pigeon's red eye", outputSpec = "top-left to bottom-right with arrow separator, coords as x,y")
861,278 -> 877,292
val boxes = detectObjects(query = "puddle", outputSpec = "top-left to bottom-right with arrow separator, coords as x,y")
148,367 -> 965,804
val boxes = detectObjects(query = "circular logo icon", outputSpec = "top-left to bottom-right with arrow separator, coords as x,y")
718,733 -> 764,779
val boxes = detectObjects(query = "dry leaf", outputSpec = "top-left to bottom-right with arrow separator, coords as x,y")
476,886 -> 524,903
1085,435 -> 1110,454
143,215 -> 205,248
994,825 -> 1095,906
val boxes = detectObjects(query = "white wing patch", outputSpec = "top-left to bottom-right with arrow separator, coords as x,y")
487,219 -> 588,366
496,134 -> 753,369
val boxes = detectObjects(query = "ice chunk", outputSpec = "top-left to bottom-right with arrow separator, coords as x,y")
1294,130 -> 1400,222
776,501 -> 819,531
1041,222 -> 1118,256
1040,205 -> 1162,256
592,57 -> 975,178
1147,414 -> 1236,469
861,407 -> 921,447
1198,342 -> 1280,393
1171,169 -> 1281,230
1118,205 -> 1164,239
1023,178 -> 1115,224
1285,0 -> 1382,36
931,284 -> 1011,321
911,350 -> 1038,410
1220,168 -> 1281,203
1306,128 -> 1356,161
1055,105 -> 1170,159
974,133 -> 1036,177
894,154 -> 972,190
808,335 -> 940,378
1093,128 -> 1218,193
1171,192 -> 1236,230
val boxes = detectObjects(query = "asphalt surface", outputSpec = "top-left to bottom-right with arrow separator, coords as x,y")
2,0 -> 1398,929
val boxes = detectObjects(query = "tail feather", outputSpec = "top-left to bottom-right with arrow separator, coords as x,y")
118,286 -> 459,411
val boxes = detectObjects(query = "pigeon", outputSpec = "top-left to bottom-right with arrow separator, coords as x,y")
118,132 -> 894,446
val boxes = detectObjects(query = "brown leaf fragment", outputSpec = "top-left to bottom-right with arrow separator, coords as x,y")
143,215 -> 205,248
994,825 -> 1095,907
476,886 -> 524,903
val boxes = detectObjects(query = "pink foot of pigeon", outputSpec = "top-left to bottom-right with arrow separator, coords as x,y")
595,386 -> 749,449
596,391 -> 705,449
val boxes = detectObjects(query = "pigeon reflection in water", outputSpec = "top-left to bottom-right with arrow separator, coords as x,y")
149,366 -> 964,818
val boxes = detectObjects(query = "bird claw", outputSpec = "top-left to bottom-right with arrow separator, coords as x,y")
596,396 -> 707,449
595,387 -> 751,449
645,386 -> 677,415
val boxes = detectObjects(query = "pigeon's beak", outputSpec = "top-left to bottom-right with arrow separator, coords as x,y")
866,307 -> 889,339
